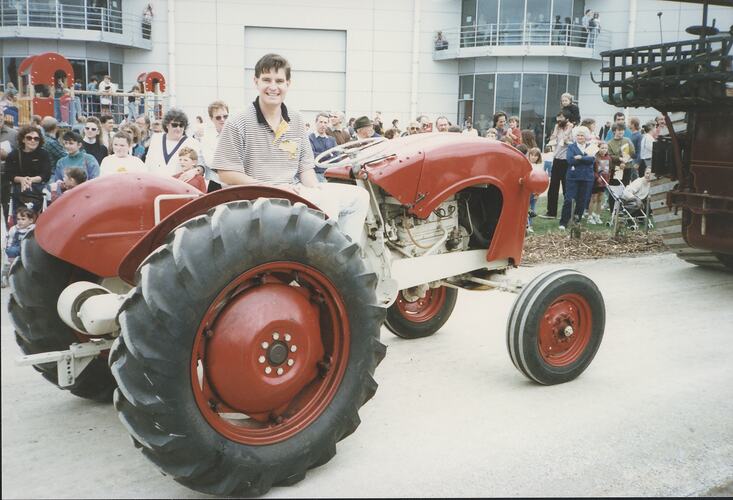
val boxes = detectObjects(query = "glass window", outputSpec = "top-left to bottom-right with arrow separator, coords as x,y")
68,59 -> 87,89
59,0 -> 86,29
87,60 -> 110,86
473,74 -> 495,135
459,75 -> 475,100
110,63 -> 123,88
1,0 -> 22,25
3,57 -> 25,91
495,73 -> 521,117
526,0 -> 549,24
27,0 -> 55,27
476,0 -> 498,45
568,75 -> 580,100
498,0 -> 524,45
458,100 -> 474,130
573,0 -> 585,24
461,0 -> 478,47
552,0 -> 572,45
520,74 -> 547,147
545,74 -> 568,143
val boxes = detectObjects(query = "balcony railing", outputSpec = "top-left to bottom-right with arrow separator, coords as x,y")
0,1 -> 152,50
433,22 -> 611,59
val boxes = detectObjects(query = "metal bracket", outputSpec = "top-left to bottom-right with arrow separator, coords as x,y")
16,339 -> 115,388
465,276 -> 524,293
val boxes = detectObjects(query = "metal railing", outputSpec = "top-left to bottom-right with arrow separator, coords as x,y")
0,1 -> 152,44
434,22 -> 611,56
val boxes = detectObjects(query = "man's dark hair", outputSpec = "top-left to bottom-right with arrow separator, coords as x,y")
62,131 -> 83,143
64,167 -> 87,185
254,53 -> 291,80
100,114 -> 114,124
162,108 -> 189,132
557,109 -> 573,121
613,111 -> 625,121
612,123 -> 627,132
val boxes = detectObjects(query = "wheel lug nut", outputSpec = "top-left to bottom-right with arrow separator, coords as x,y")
258,355 -> 266,364
272,332 -> 280,340
290,345 -> 297,352
261,341 -> 269,349
287,359 -> 294,366
277,367 -> 284,375
265,366 -> 272,374
284,333 -> 291,342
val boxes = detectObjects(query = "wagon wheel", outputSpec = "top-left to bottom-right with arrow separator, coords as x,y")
8,230 -> 117,402
506,269 -> 605,385
384,286 -> 458,339
110,198 -> 387,496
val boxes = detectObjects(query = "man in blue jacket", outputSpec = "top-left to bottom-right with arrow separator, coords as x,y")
308,112 -> 337,181
560,126 -> 596,230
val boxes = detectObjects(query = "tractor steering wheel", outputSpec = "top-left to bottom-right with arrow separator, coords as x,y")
314,137 -> 388,170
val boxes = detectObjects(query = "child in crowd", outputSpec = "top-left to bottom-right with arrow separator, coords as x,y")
507,116 -> 522,146
1,207 -> 37,287
53,131 -> 100,183
589,142 -> 611,224
100,132 -> 147,176
485,128 -> 498,140
174,147 -> 206,192
50,167 -> 87,202
542,145 -> 554,176
526,147 -> 544,234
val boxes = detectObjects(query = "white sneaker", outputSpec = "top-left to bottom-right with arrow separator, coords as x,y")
558,225 -> 566,231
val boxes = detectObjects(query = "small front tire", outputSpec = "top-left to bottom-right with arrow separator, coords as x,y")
385,286 -> 458,339
506,269 -> 605,385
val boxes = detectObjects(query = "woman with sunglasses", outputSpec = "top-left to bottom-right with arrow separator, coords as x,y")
4,125 -> 52,215
81,116 -> 109,165
144,108 -> 202,177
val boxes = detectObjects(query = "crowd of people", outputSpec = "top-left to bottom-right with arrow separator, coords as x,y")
1,52 -> 666,286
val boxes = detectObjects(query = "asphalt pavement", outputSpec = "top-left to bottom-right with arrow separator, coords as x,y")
2,252 -> 732,498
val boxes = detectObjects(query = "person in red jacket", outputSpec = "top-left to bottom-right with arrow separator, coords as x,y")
174,147 -> 206,192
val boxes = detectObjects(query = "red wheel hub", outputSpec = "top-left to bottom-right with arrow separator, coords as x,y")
191,262 -> 349,445
395,287 -> 446,323
537,293 -> 592,366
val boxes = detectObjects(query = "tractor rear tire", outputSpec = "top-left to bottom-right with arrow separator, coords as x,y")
507,269 -> 605,385
110,199 -> 387,497
385,286 -> 458,339
8,230 -> 117,402
650,177 -> 733,271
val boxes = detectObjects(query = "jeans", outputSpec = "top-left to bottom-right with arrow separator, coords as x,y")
297,184 -> 370,244
560,179 -> 593,226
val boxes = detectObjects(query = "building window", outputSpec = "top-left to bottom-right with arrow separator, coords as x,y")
458,71 -> 579,146
87,59 -> 110,85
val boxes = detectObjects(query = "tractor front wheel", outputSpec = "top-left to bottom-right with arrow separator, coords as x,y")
385,286 -> 458,339
506,269 -> 605,385
110,199 -> 386,497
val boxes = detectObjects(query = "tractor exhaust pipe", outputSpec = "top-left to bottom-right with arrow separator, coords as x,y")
57,282 -> 127,336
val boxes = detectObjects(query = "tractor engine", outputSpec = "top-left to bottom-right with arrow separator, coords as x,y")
382,195 -> 470,258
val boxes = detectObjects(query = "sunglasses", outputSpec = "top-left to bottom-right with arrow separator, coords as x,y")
214,114 -> 228,121
409,127 -> 419,131
168,122 -> 183,128
85,126 -> 98,131
24,136 -> 41,142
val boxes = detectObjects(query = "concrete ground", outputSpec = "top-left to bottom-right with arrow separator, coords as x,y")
2,252 -> 732,498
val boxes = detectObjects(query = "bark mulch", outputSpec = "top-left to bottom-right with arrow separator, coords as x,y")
521,229 -> 666,265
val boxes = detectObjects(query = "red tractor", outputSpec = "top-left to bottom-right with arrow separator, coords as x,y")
9,134 -> 605,496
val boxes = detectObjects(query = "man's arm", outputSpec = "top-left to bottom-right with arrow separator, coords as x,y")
217,169 -> 265,186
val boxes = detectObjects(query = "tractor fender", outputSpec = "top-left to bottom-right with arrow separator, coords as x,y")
117,186 -> 322,284
35,173 -> 199,278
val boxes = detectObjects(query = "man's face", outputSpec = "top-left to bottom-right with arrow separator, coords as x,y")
436,118 -> 450,132
166,120 -> 184,140
615,115 -> 626,126
152,121 -> 162,133
104,120 -> 115,132
356,125 -> 374,139
63,139 -> 81,155
330,113 -> 341,128
316,116 -> 329,135
254,68 -> 290,108
210,107 -> 228,133
644,169 -> 653,181
557,115 -> 567,126
112,138 -> 129,157
408,123 -> 420,134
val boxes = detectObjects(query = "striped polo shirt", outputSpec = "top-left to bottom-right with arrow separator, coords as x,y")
211,97 -> 315,185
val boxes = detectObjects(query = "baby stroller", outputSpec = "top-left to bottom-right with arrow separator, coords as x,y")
599,176 -> 653,236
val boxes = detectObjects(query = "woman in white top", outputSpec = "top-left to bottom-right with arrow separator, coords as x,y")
144,108 -> 201,177
638,121 -> 655,177
100,132 -> 147,176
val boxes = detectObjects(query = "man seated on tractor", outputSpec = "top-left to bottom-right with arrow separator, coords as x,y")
212,53 -> 369,245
